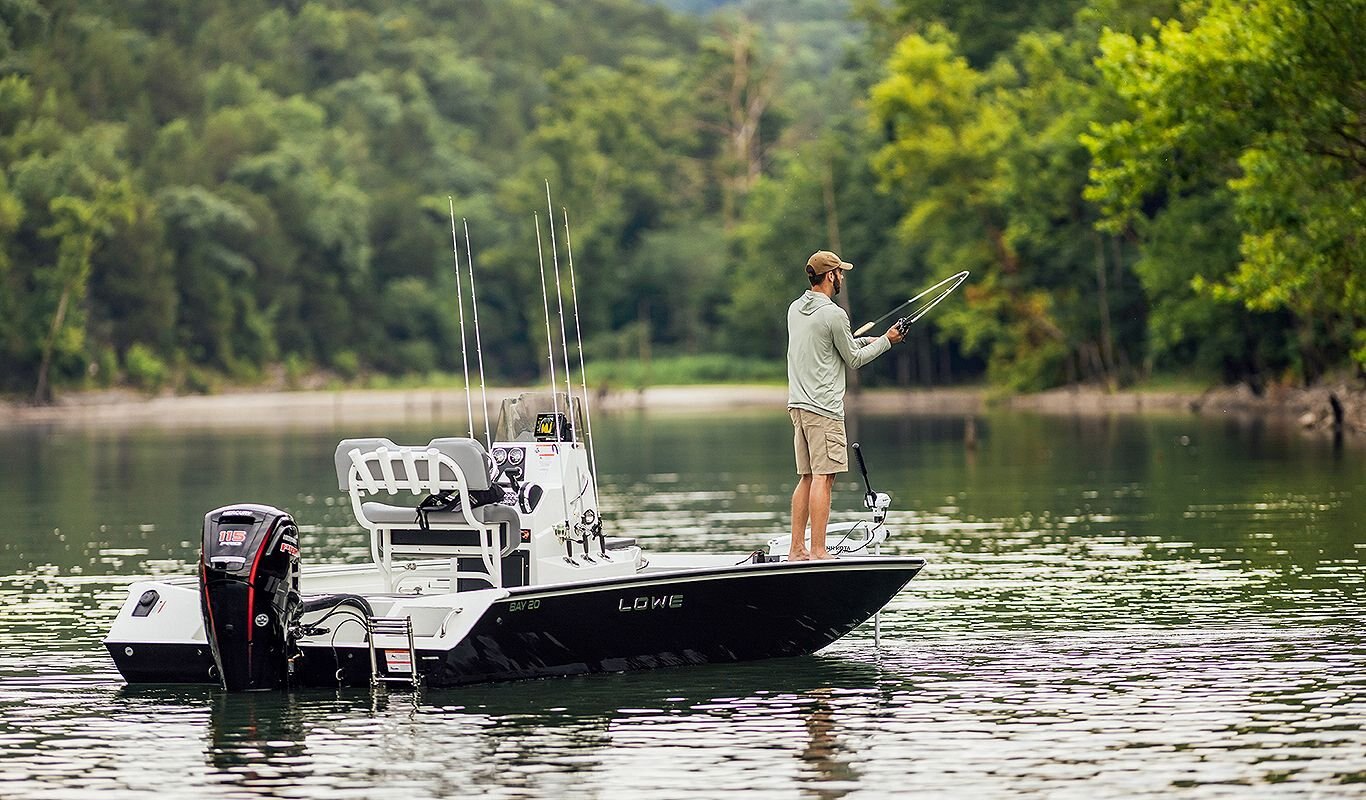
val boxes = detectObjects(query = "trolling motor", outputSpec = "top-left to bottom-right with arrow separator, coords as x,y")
200,504 -> 301,691
766,442 -> 892,559
852,443 -> 891,527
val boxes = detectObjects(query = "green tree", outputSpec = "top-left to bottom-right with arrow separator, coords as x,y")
155,185 -> 259,370
502,55 -> 708,358
4,110 -> 138,399
88,190 -> 176,362
33,183 -> 138,401
0,0 -> 47,65
868,27 -> 1074,389
873,0 -> 1085,67
1084,0 -> 1366,378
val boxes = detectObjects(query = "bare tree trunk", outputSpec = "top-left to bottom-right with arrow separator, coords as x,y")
1093,231 -> 1116,391
638,299 -> 652,389
918,335 -> 933,387
717,21 -> 777,234
34,286 -> 72,404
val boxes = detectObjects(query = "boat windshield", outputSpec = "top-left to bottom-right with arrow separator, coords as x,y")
494,392 -> 586,442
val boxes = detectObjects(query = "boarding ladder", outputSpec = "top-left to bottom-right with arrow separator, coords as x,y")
367,616 -> 420,688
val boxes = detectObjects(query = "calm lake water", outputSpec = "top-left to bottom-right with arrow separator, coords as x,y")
1,407 -> 1363,798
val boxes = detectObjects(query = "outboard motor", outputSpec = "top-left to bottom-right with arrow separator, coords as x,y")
200,504 -> 301,691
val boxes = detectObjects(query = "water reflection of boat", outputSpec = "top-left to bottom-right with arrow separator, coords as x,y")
119,655 -> 887,796
102,390 -> 923,691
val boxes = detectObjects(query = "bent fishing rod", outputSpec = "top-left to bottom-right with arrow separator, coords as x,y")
854,270 -> 970,337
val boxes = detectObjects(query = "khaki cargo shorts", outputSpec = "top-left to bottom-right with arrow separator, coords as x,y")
789,408 -> 848,475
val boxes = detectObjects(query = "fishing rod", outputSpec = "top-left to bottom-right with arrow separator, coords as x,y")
561,208 -> 600,512
448,197 -> 475,439
546,182 -> 597,559
562,207 -> 604,556
545,181 -> 577,449
462,218 -> 492,449
853,270 -> 970,337
534,212 -> 573,554
533,212 -> 560,422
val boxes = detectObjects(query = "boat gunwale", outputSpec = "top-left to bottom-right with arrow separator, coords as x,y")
113,554 -> 927,601
495,554 -> 926,600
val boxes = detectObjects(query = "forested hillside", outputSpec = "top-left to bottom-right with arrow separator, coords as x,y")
0,0 -> 1360,401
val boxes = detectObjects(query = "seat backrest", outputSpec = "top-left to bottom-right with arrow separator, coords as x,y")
334,437 -> 491,496
334,438 -> 396,491
425,438 -> 492,491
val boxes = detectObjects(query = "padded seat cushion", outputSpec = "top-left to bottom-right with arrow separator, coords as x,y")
359,501 -> 518,527
362,501 -> 522,557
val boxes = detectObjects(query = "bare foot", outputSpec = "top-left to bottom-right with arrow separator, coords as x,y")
787,552 -> 810,562
810,550 -> 835,560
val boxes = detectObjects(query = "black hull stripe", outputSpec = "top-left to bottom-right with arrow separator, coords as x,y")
110,560 -> 923,689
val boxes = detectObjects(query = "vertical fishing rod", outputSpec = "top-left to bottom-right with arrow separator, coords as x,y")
546,182 -> 590,557
544,181 -> 577,446
561,208 -> 601,512
534,212 -> 573,553
448,197 -> 474,439
533,213 -> 560,419
462,219 -> 492,448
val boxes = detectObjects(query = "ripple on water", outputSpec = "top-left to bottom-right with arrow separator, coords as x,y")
1,556 -> 1363,799
0,418 -> 1363,798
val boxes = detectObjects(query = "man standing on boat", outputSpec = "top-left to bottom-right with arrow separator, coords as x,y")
787,250 -> 903,561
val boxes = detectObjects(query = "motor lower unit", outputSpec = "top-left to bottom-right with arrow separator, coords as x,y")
199,503 -> 301,691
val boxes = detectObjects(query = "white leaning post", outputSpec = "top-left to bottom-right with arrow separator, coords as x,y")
345,444 -> 502,592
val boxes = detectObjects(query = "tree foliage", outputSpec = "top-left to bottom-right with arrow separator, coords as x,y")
0,0 -> 1359,400
1083,0 -> 1366,378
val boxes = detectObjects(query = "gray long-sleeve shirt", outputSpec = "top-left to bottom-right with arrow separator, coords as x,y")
786,291 -> 891,420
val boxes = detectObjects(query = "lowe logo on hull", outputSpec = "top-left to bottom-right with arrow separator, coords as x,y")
618,594 -> 683,612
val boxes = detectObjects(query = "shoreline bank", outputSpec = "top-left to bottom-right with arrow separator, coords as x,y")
1,382 -> 1360,439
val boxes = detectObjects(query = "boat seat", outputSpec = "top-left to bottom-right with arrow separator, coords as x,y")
335,437 -> 521,590
364,502 -> 520,557
334,437 -> 494,495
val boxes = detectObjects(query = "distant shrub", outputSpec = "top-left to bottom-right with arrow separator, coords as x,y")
283,353 -> 307,389
391,341 -> 439,375
581,354 -> 784,388
124,344 -> 168,392
91,347 -> 118,388
182,366 -> 218,395
331,350 -> 361,380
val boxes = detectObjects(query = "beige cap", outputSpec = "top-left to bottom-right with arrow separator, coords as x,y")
806,250 -> 853,275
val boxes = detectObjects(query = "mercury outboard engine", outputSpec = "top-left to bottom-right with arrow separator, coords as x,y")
200,504 -> 301,691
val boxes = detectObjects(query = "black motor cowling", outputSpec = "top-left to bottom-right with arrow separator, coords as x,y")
200,504 -> 301,691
